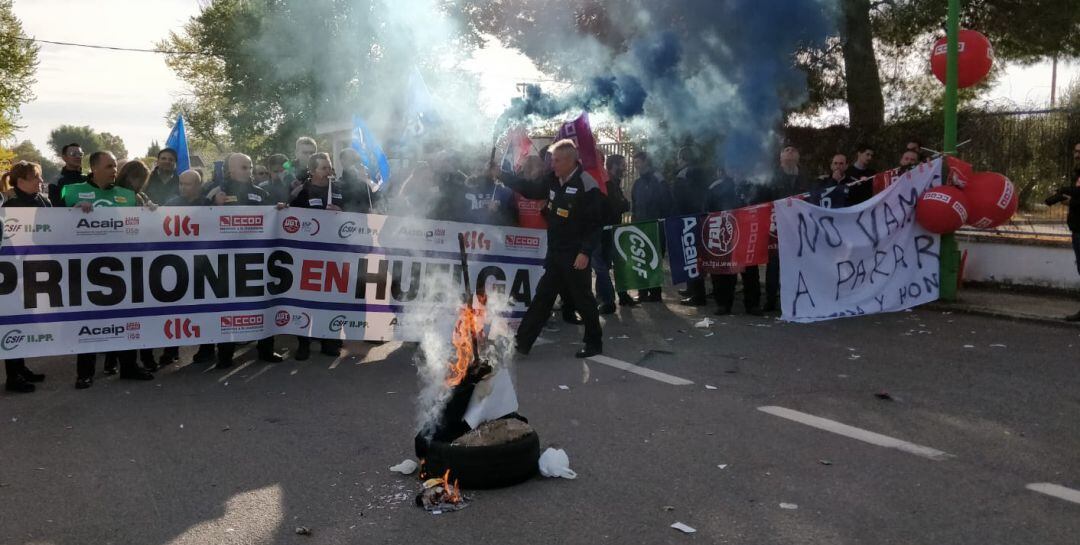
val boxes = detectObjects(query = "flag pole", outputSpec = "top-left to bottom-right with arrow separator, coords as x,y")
939,0 -> 961,302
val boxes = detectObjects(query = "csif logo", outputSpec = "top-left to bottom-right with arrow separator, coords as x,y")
461,230 -> 491,251
163,215 -> 200,237
163,318 -> 201,340
615,226 -> 660,280
338,221 -> 377,239
1,329 -> 54,350
329,315 -> 367,332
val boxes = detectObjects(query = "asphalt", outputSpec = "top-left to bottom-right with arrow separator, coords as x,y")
1,291 -> 1078,545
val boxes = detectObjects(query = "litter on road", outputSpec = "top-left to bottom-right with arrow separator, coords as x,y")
670,522 -> 697,534
389,460 -> 418,475
539,448 -> 577,479
779,503 -> 799,510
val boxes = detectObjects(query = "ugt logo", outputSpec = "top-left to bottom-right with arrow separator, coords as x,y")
460,230 -> 491,251
163,215 -> 200,237
703,213 -> 738,258
163,318 -> 201,340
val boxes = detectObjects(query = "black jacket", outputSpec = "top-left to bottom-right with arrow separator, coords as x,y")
761,169 -> 812,203
705,176 -> 745,212
338,169 -> 379,214
206,178 -> 273,206
144,168 -> 180,205
290,181 -> 345,210
3,187 -> 52,208
603,176 -> 630,226
504,165 -> 603,257
673,165 -> 709,215
164,194 -> 209,206
1049,168 -> 1080,232
50,168 -> 86,204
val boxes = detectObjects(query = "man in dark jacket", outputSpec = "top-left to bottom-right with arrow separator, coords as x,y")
758,144 -> 810,312
50,143 -> 86,204
705,168 -> 762,316
673,147 -> 710,306
144,148 -> 181,205
846,143 -> 876,204
163,169 -> 212,364
205,153 -> 286,368
504,139 -> 604,359
1046,142 -> 1080,321
594,154 -> 632,313
630,151 -> 674,302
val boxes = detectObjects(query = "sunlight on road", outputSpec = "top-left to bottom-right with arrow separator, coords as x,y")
167,484 -> 284,545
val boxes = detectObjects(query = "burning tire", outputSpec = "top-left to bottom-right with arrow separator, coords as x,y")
415,420 -> 540,490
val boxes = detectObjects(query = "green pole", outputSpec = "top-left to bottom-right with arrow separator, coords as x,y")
939,0 -> 961,302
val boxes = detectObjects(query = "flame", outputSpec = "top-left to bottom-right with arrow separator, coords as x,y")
446,300 -> 485,387
440,469 -> 462,504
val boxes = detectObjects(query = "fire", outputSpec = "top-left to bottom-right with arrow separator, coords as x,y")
446,300 -> 486,387
418,468 -> 466,511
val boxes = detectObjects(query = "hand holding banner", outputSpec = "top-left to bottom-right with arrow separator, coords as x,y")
613,221 -> 664,291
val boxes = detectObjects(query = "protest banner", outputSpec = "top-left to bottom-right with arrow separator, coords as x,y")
776,159 -> 943,323
0,208 -> 546,358
664,214 -> 704,285
698,205 -> 772,274
613,220 -> 664,291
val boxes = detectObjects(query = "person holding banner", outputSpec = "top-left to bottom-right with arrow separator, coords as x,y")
630,151 -> 674,303
260,154 -> 293,206
760,145 -> 810,312
288,152 -> 345,360
505,139 -> 604,359
1,161 -> 50,393
846,143 -> 876,204
594,153 -> 632,313
50,143 -> 87,204
674,147 -> 710,307
143,148 -> 181,206
337,148 -> 381,214
62,151 -> 156,388
705,168 -> 762,316
206,153 -> 287,368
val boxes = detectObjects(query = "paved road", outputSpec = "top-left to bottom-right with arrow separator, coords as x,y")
2,298 -> 1078,544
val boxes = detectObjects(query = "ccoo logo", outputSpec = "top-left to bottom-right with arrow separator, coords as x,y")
163,215 -> 200,237
163,318 -> 201,339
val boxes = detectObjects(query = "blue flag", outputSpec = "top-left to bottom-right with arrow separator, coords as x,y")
351,116 -> 391,190
165,114 -> 190,173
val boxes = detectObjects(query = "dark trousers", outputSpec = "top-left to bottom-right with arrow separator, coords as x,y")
765,251 -> 780,306
517,253 -> 603,351
297,337 -> 343,352
5,359 -> 29,382
217,337 -> 276,364
78,350 -> 137,380
1072,232 -> 1080,275
712,267 -> 761,310
687,277 -> 707,300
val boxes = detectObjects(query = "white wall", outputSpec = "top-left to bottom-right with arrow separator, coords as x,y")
960,238 -> 1080,290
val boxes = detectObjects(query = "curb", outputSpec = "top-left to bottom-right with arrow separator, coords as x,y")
924,302 -> 1080,330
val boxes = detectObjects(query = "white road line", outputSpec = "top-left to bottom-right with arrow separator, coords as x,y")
1026,483 -> 1080,505
757,406 -> 954,461
217,361 -> 254,383
588,355 -> 694,386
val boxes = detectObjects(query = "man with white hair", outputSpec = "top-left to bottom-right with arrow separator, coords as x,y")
205,153 -> 286,368
502,139 -> 604,359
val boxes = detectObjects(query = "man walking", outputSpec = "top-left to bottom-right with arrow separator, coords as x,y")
505,140 -> 604,359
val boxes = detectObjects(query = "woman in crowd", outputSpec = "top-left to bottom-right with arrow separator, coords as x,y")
1,162 -> 50,393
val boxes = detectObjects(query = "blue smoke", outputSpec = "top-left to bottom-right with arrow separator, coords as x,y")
494,0 -> 838,176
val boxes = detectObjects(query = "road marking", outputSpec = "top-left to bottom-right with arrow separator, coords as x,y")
757,406 -> 954,461
588,355 -> 694,386
1026,483 -> 1080,505
218,361 -> 254,382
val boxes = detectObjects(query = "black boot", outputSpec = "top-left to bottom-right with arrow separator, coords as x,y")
192,345 -> 216,364
6,376 -> 35,393
295,340 -> 311,361
18,368 -> 45,383
574,344 -> 602,358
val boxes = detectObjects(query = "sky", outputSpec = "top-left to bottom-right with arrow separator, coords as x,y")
10,0 -> 1078,160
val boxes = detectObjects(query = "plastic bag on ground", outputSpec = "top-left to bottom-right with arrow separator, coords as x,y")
538,448 -> 577,479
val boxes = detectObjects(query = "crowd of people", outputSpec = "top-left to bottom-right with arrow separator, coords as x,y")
0,133 -> 935,393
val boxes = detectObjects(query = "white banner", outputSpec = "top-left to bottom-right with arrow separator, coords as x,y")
777,159 -> 943,322
0,207 -> 546,358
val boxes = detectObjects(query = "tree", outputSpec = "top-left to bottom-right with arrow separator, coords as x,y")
147,141 -> 161,158
0,0 -> 39,140
11,140 -> 60,181
47,125 -> 101,158
97,132 -> 128,160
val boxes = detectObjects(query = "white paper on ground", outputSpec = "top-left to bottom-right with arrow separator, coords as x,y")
538,448 -> 578,479
464,368 -> 519,429
389,459 -> 417,475
670,522 -> 696,534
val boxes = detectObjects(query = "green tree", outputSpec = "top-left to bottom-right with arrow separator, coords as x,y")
11,140 -> 60,181
47,125 -> 101,158
147,140 -> 161,158
0,0 -> 39,140
97,132 -> 128,160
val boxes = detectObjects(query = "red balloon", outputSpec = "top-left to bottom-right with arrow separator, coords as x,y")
931,29 -> 994,88
963,172 -> 1018,229
917,186 -> 970,234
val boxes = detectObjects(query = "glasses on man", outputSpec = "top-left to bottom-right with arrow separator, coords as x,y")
66,151 -> 84,158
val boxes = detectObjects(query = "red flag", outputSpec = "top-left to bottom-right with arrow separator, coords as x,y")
501,127 -> 534,174
514,192 -> 547,229
557,112 -> 608,195
698,204 -> 773,274
872,168 -> 901,195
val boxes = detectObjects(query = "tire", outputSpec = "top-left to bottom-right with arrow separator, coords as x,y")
415,429 -> 540,489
